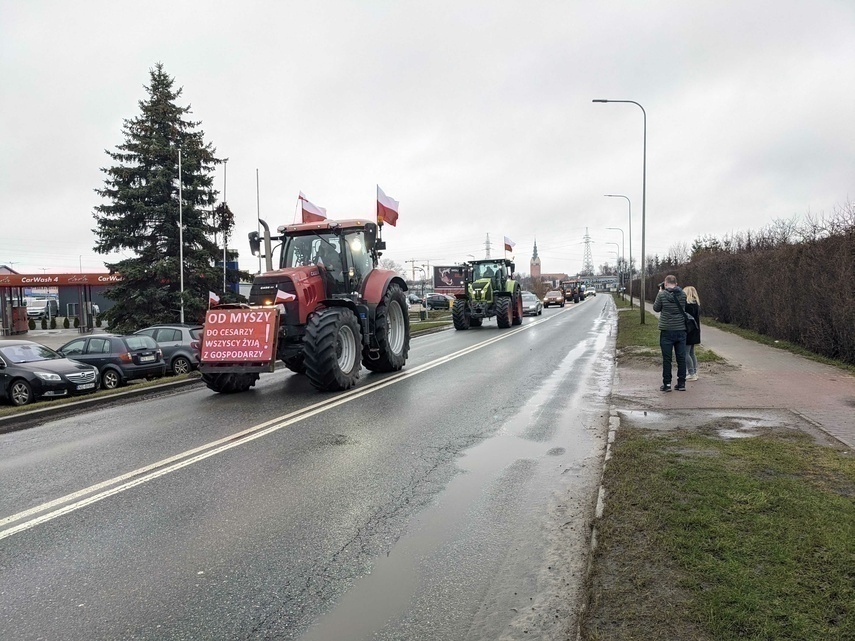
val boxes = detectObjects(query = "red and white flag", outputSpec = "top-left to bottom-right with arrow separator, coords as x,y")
275,288 -> 296,304
504,236 -> 515,253
208,291 -> 220,307
298,192 -> 327,223
376,185 -> 399,227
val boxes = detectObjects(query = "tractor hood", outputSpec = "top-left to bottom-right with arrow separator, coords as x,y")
249,266 -> 324,324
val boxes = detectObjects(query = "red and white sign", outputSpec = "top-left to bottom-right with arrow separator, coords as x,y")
0,273 -> 124,287
298,192 -> 327,223
201,308 -> 279,364
376,185 -> 399,227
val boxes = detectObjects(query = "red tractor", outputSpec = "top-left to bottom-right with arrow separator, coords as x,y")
198,218 -> 410,393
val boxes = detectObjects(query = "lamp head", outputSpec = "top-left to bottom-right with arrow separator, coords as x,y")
592,99 -> 609,103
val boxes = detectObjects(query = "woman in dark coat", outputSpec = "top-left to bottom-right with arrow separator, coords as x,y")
684,286 -> 701,381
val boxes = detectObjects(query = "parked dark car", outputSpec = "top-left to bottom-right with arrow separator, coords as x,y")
134,324 -> 203,374
407,293 -> 424,306
58,334 -> 166,390
543,290 -> 565,308
425,293 -> 454,310
0,340 -> 100,406
521,292 -> 543,316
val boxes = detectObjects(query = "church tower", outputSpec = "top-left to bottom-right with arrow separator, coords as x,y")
530,239 -> 541,279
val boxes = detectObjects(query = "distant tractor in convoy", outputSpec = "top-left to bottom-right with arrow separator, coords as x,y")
452,259 -> 522,330
198,218 -> 410,393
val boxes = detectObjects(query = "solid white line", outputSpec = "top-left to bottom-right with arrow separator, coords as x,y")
0,310 -> 568,541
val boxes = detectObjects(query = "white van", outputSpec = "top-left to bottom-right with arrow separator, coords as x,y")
25,298 -> 59,320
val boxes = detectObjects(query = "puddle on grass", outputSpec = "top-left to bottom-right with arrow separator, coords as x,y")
620,409 -> 802,441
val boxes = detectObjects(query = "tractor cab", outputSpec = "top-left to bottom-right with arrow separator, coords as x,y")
469,259 -> 515,293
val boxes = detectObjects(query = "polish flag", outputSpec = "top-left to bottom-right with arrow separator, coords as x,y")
504,236 -> 515,253
376,185 -> 399,227
208,291 -> 220,307
275,289 -> 296,304
298,192 -> 327,223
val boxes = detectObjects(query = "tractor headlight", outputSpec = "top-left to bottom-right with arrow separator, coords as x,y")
349,238 -> 363,253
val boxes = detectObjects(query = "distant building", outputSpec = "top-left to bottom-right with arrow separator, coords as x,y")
540,272 -> 570,288
530,240 -> 541,280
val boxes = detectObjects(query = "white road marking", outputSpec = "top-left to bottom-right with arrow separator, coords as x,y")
0,307 -> 582,541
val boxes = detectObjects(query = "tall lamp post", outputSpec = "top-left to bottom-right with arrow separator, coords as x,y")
605,195 -> 633,307
595,99 -> 647,323
178,149 -> 185,324
606,226 -> 624,294
606,241 -> 621,287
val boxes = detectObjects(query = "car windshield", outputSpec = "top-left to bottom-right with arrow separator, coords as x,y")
522,293 -> 537,300
547,291 -> 561,296
0,343 -> 62,363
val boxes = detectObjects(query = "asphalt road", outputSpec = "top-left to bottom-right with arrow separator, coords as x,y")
0,297 -> 615,640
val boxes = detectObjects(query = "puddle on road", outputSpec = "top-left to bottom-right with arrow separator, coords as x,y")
300,313 -> 616,641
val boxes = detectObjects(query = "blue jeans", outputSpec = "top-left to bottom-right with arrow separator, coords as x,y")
686,344 -> 698,376
660,330 -> 687,386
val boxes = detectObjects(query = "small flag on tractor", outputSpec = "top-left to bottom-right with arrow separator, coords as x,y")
298,192 -> 327,223
208,291 -> 220,308
504,236 -> 515,253
275,289 -> 296,304
376,185 -> 399,227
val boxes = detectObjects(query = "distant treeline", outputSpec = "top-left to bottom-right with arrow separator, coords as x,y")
639,203 -> 855,365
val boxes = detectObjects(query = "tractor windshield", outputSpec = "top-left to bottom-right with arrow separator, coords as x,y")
472,262 -> 503,281
280,233 -> 343,272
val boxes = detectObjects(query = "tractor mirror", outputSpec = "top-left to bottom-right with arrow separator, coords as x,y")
363,222 -> 378,249
248,231 -> 262,257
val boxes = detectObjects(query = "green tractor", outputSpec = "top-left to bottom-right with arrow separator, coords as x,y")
452,259 -> 523,330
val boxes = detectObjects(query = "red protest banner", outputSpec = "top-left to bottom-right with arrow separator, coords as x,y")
200,308 -> 279,364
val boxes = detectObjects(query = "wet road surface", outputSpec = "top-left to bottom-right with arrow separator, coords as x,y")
0,297 -> 615,640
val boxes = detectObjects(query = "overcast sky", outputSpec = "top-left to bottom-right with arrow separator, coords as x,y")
2,0 -> 853,279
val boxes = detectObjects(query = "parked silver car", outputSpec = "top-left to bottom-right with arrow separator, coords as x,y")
134,324 -> 203,375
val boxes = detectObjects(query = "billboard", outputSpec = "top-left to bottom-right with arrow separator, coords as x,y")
433,266 -> 465,289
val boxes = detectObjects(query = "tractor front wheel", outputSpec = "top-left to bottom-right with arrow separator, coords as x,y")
283,354 -> 306,374
496,297 -> 512,328
452,299 -> 470,330
202,372 -> 260,393
305,307 -> 362,391
363,284 -> 410,372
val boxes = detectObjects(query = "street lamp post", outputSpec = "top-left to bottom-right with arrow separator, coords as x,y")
605,195 -> 633,307
178,149 -> 185,324
223,158 -> 228,293
606,226 -> 624,294
606,242 -> 621,284
595,99 -> 647,323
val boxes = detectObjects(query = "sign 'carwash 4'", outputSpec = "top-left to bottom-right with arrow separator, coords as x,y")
201,308 -> 279,365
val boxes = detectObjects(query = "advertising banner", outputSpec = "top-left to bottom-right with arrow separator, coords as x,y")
201,308 -> 279,364
0,273 -> 124,287
433,266 -> 465,289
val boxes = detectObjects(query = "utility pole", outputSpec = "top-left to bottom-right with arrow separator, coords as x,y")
485,234 -> 492,259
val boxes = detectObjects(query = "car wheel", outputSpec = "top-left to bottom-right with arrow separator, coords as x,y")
101,368 -> 122,390
171,356 -> 192,375
10,379 -> 33,406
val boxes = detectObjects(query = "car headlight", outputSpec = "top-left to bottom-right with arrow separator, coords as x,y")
34,371 -> 62,382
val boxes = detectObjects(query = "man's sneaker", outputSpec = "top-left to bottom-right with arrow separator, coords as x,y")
660,384 -> 672,392
675,384 -> 687,391
687,374 -> 699,381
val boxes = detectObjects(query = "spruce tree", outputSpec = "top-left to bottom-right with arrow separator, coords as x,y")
93,63 -> 224,332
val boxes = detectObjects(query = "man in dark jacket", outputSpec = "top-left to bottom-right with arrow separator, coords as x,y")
652,274 -> 687,391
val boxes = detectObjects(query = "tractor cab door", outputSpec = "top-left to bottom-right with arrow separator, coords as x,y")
344,230 -> 373,294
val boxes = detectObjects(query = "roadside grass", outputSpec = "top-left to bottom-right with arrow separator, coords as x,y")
703,317 -> 855,375
0,373 -> 197,419
611,294 -> 723,363
582,426 -> 855,641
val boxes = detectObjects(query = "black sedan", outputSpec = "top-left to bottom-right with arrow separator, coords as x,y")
0,340 -> 100,406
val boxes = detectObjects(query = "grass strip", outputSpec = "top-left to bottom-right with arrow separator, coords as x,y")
582,427 -> 855,641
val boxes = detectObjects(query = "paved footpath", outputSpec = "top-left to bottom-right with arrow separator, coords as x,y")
611,309 -> 855,449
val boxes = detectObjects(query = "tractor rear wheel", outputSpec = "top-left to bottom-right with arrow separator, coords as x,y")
363,284 -> 410,372
496,297 -> 512,328
512,291 -> 523,326
452,299 -> 470,330
202,372 -> 260,393
305,307 -> 362,391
